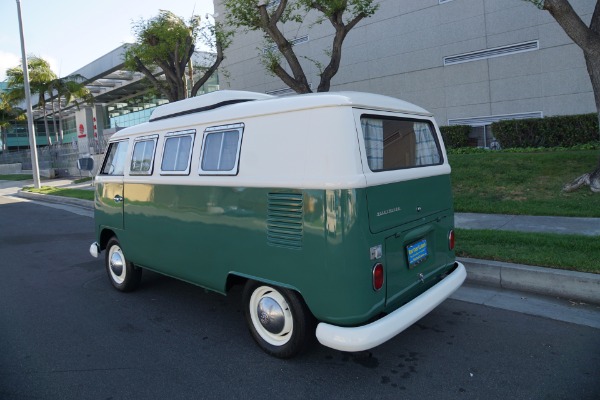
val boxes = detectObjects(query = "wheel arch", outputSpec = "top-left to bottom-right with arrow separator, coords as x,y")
225,272 -> 299,294
99,228 -> 117,251
226,272 -> 316,317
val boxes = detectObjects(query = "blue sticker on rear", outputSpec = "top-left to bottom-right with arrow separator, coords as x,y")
407,238 -> 428,267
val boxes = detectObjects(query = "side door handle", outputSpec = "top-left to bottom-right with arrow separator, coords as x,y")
113,194 -> 123,203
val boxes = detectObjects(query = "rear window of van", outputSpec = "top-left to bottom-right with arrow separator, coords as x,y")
361,116 -> 442,171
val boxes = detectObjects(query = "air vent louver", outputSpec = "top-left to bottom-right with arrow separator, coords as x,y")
444,41 -> 539,66
267,193 -> 303,250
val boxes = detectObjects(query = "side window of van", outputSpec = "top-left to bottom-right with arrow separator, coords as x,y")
100,140 -> 128,176
360,116 -> 442,171
199,123 -> 244,175
160,130 -> 195,175
130,136 -> 158,175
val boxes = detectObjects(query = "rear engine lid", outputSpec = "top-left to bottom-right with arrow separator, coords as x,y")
366,174 -> 452,233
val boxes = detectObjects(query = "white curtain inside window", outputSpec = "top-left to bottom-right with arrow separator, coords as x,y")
414,122 -> 440,166
361,118 -> 384,170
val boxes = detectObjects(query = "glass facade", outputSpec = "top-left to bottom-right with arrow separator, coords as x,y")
109,106 -> 156,129
107,74 -> 220,129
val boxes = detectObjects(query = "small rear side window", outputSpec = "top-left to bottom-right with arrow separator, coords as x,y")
361,116 -> 442,171
160,129 -> 195,175
199,123 -> 244,175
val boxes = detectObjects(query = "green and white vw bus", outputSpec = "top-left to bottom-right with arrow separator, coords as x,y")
90,90 -> 466,358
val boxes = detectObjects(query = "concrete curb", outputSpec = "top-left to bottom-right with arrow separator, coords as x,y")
16,190 -> 93,210
459,257 -> 600,305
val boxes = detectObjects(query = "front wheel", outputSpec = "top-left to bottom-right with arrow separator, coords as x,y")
105,237 -> 142,292
243,281 -> 315,358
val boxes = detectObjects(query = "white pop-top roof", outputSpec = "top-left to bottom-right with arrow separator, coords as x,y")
148,90 -> 430,122
112,90 -> 433,141
149,90 -> 276,122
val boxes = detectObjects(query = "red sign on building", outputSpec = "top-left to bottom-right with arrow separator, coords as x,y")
78,124 -> 86,138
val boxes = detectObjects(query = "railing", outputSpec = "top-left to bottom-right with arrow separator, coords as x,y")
0,140 -> 109,177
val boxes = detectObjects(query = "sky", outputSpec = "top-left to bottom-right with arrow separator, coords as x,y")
0,0 -> 215,81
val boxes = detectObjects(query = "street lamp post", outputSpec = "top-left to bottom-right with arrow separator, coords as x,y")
16,0 -> 41,189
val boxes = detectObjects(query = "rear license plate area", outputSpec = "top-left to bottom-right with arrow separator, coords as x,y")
406,238 -> 428,268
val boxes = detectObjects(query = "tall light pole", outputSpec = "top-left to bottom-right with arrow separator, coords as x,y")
16,0 -> 41,189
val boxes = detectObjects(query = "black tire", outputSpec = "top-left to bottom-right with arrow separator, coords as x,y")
105,237 -> 142,292
243,280 -> 315,358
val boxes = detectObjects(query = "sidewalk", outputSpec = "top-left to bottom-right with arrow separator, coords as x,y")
456,212 -> 600,236
2,177 -> 600,305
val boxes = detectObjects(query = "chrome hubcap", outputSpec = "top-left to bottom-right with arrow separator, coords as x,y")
249,286 -> 293,346
108,245 -> 126,284
257,297 -> 285,334
110,252 -> 124,277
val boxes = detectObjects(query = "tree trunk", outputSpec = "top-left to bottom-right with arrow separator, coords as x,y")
257,1 -> 312,94
563,158 -> 600,192
570,49 -> 600,192
1,127 -> 7,151
314,7 -> 366,92
57,97 -> 64,144
543,0 -> 600,192
41,99 -> 52,146
50,100 -> 59,143
191,39 -> 224,97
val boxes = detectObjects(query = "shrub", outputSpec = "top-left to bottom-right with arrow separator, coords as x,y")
439,125 -> 471,148
492,113 -> 599,148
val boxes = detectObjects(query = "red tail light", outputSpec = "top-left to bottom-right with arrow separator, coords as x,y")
449,230 -> 455,250
372,263 -> 384,291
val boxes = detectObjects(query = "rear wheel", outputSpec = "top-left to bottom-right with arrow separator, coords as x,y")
105,237 -> 141,292
243,281 -> 315,358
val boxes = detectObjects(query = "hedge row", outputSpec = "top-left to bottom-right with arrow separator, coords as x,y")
491,113 -> 599,148
439,125 -> 470,148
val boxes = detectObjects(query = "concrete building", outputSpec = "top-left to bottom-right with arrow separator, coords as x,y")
214,0 -> 596,146
1,45 -> 219,153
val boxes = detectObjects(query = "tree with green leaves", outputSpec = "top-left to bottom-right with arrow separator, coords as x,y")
223,0 -> 378,93
5,56 -> 57,145
49,74 -> 94,144
525,0 -> 600,192
0,95 -> 24,151
124,10 -> 231,102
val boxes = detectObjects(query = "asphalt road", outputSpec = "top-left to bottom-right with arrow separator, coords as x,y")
1,195 -> 599,400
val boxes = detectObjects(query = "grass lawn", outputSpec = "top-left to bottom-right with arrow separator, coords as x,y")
0,174 -> 33,181
22,186 -> 94,201
449,150 -> 600,217
456,228 -> 600,274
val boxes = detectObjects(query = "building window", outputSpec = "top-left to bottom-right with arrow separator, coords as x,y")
100,140 -> 129,176
447,111 -> 544,126
360,116 -> 442,171
444,41 -> 539,66
199,123 -> 244,175
160,130 -> 195,175
130,135 -> 158,175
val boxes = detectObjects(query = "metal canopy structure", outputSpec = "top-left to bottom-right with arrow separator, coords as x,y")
31,44 -> 149,120
30,44 -> 216,122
